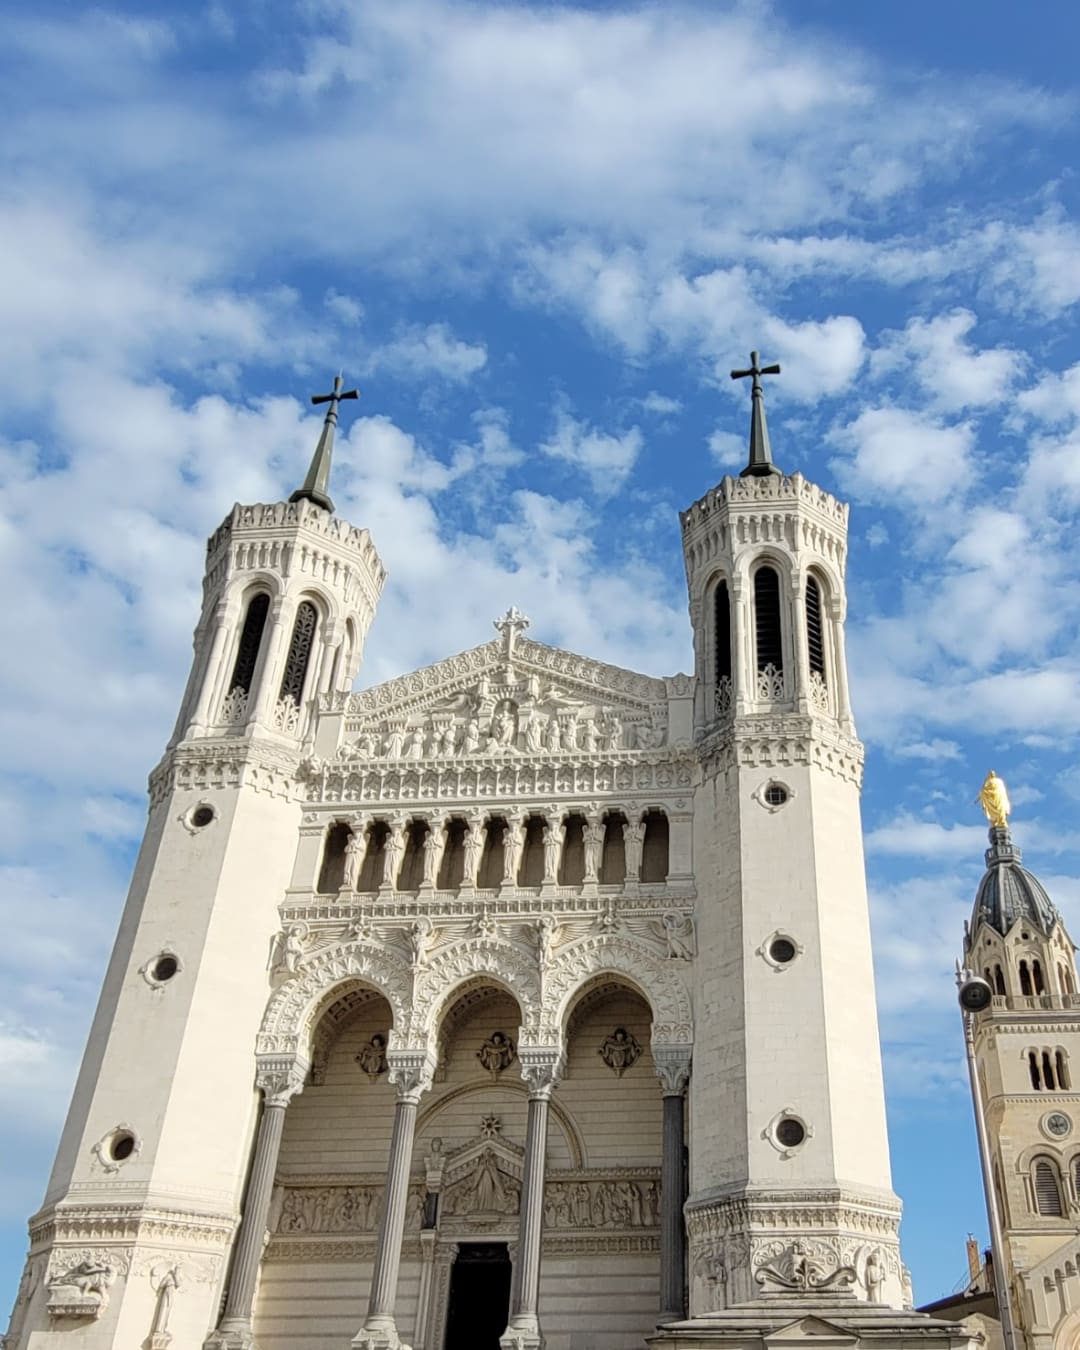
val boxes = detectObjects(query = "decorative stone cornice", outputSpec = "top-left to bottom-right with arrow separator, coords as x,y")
149,739 -> 303,808
696,715 -> 864,787
28,1202 -> 237,1253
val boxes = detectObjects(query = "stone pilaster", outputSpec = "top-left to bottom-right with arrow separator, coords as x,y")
656,1049 -> 691,1322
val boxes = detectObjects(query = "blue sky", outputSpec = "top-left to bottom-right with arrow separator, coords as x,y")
3,0 -> 1080,1311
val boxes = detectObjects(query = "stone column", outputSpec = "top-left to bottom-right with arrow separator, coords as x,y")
187,600 -> 236,734
354,1051 -> 435,1350
730,576 -> 750,714
501,1049 -> 563,1350
205,1061 -> 306,1350
655,1049 -> 691,1323
790,577 -> 809,713
251,600 -> 292,727
831,599 -> 855,732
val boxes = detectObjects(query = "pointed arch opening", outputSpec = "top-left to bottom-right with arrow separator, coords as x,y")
1034,1157 -> 1064,1215
317,821 -> 351,894
229,592 -> 270,699
713,577 -> 732,717
753,565 -> 784,700
278,599 -> 319,708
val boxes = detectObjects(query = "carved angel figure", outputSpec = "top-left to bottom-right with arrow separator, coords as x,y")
477,1031 -> 517,1077
977,770 -> 1011,827
663,911 -> 696,960
270,923 -> 308,977
582,820 -> 605,881
382,824 -> 407,888
542,821 -> 564,882
461,820 -> 484,885
420,826 -> 442,888
409,917 -> 434,967
356,1034 -> 388,1080
535,914 -> 558,967
623,820 -> 645,879
599,1027 -> 641,1077
502,819 -> 526,886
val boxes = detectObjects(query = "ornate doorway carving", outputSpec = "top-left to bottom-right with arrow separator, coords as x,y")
443,1243 -> 511,1350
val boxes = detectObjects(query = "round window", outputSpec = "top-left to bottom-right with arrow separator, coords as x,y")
191,805 -> 215,829
769,937 -> 797,965
151,954 -> 179,983
109,1131 -> 136,1162
764,784 -> 788,808
776,1117 -> 806,1148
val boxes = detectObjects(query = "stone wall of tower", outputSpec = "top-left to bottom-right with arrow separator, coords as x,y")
11,499 -> 385,1350
680,472 -> 902,1311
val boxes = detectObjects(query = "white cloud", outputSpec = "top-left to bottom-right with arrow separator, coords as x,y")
872,309 -> 1023,412
893,739 -> 963,762
367,322 -> 487,383
829,406 -> 975,508
708,428 -> 746,469
640,391 -> 682,416
538,410 -> 643,498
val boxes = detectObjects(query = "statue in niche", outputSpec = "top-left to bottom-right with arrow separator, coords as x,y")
466,1154 -> 515,1214
502,819 -> 526,886
580,718 -> 599,753
542,820 -> 564,882
342,827 -> 367,891
663,911 -> 696,960
405,725 -> 424,759
462,820 -> 484,885
382,824 -> 407,888
421,826 -> 442,888
270,922 -> 308,977
599,1027 -> 642,1077
623,820 -> 645,879
461,716 -> 481,755
524,715 -> 543,753
410,917 -> 434,967
865,1251 -> 883,1303
384,726 -> 405,758
477,1031 -> 517,1078
356,1034 -> 388,1081
582,819 -> 604,881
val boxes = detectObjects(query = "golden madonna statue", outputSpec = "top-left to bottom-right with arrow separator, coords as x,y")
977,770 -> 1011,828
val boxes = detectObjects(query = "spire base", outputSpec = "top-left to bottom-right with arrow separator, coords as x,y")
288,486 -> 335,514
738,462 -> 782,479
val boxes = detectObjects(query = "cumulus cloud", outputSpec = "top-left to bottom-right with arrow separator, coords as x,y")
538,410 -> 643,499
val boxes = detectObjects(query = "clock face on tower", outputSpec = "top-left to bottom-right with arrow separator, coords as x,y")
1044,1111 -> 1072,1138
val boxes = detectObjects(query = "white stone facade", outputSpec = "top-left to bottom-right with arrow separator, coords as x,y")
4,468 -> 973,1350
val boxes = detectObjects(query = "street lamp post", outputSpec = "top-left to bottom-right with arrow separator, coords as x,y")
957,967 -> 1019,1350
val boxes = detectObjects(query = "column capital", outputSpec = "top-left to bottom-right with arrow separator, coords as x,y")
387,1048 -> 436,1104
518,1046 -> 564,1099
653,1045 -> 692,1097
255,1055 -> 308,1107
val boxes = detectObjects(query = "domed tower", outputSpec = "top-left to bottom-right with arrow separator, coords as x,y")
6,380 -> 385,1350
962,776 -> 1080,1345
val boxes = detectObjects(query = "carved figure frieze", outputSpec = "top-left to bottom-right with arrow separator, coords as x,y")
277,1184 -> 383,1233
269,922 -> 309,979
661,911 -> 696,960
543,1178 -> 659,1230
476,1032 -> 517,1078
442,1151 -> 521,1220
598,1027 -> 642,1077
355,1034 -> 388,1081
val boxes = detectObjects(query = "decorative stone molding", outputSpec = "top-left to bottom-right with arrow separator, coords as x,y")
412,938 -> 543,1040
753,1238 -> 856,1293
653,1045 -> 692,1097
28,1203 -> 236,1252
149,740 -> 302,808
386,1048 -> 436,1104
698,715 -> 864,787
542,932 -> 693,1040
254,1056 -> 308,1107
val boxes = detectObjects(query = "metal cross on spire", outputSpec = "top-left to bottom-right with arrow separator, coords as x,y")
289,374 -> 360,514
730,350 -> 782,478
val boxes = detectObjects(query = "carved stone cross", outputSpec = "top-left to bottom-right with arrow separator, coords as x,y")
730,350 -> 782,478
494,606 -> 531,656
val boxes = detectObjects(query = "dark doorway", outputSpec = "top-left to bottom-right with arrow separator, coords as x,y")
444,1243 -> 512,1350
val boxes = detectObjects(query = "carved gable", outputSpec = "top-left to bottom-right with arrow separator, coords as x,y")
339,623 -> 673,763
764,1318 -> 858,1345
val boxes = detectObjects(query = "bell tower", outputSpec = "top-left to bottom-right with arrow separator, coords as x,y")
675,352 -> 904,1312
6,380 -> 385,1350
962,774 -> 1080,1346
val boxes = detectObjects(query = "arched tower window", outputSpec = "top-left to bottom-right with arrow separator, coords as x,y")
1020,960 -> 1033,996
994,964 -> 1006,995
1029,1051 -> 1043,1090
228,593 -> 270,697
1057,1050 -> 1070,1089
805,574 -> 829,712
754,566 -> 784,699
1033,1159 -> 1064,1216
279,600 -> 318,706
714,579 -> 732,716
1033,959 -> 1046,994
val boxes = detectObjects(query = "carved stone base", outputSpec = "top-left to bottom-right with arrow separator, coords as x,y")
146,1334 -> 173,1350
203,1324 -> 256,1350
351,1323 -> 411,1350
44,1293 -> 107,1321
684,1186 -> 904,1315
499,1324 -> 544,1350
647,1295 -> 977,1348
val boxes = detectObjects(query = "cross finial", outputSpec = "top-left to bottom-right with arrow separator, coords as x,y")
289,374 -> 361,513
494,606 -> 530,656
730,350 -> 782,478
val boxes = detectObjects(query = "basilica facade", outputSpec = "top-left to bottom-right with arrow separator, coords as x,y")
4,374 -> 974,1350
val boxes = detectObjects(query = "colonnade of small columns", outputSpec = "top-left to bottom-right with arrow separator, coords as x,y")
205,1037 -> 691,1350
312,807 -> 672,895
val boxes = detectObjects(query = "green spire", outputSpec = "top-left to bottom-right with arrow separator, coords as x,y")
289,374 -> 359,513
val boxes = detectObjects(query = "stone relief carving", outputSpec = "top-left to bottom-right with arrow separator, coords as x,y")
543,1178 -> 659,1230
410,917 -> 435,968
442,1152 -> 520,1219
278,1184 -> 384,1233
753,1239 -> 857,1293
622,820 -> 645,879
661,911 -> 695,960
269,922 -> 309,979
864,1249 -> 884,1303
146,1263 -> 181,1350
476,1032 -> 517,1078
45,1258 -> 117,1319
355,1034 -> 388,1081
598,1028 -> 642,1077
342,826 -> 366,891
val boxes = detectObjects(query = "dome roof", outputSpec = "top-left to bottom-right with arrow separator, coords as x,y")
971,825 -> 1059,938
